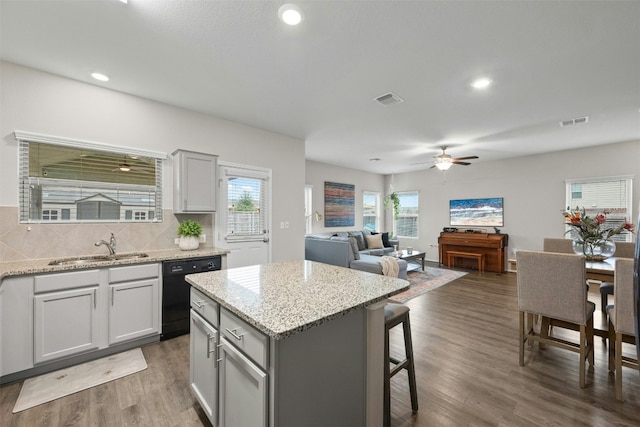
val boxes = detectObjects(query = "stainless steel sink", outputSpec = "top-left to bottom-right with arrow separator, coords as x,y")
48,253 -> 149,266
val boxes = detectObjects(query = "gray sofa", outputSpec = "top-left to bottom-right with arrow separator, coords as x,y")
305,231 -> 408,279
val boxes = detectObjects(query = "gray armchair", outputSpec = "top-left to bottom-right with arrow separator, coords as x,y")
517,250 -> 595,388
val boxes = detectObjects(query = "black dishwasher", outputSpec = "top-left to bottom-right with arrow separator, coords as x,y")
161,255 -> 222,340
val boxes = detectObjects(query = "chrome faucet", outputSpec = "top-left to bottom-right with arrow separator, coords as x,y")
95,233 -> 117,256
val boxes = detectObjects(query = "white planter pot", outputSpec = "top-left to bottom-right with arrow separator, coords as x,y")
179,236 -> 200,251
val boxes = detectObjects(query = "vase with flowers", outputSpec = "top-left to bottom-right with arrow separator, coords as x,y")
563,206 -> 634,261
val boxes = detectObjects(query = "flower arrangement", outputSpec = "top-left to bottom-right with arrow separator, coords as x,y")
563,206 -> 634,260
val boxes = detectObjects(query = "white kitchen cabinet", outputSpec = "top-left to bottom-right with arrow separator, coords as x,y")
109,279 -> 160,344
173,149 -> 218,213
218,337 -> 268,427
34,285 -> 100,364
108,263 -> 161,345
190,310 -> 219,424
1,263 -> 162,382
0,276 -> 34,376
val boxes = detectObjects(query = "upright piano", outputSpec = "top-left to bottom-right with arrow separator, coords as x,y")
438,231 -> 508,273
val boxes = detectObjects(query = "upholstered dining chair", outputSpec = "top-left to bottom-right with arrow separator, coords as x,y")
543,237 -> 574,253
606,258 -> 638,401
517,250 -> 595,388
599,242 -> 635,312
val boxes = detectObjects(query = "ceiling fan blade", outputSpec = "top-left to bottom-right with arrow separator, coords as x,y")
452,161 -> 471,165
453,156 -> 479,161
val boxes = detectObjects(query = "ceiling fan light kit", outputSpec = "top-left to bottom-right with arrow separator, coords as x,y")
435,160 -> 453,171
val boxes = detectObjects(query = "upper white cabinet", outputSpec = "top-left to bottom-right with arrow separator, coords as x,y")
173,149 -> 218,213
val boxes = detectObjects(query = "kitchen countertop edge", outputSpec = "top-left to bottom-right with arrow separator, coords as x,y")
187,260 -> 410,341
0,247 -> 229,280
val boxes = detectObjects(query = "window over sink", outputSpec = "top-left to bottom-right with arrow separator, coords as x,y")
16,131 -> 166,223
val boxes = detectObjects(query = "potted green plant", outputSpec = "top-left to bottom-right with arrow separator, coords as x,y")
177,219 -> 203,251
384,192 -> 401,219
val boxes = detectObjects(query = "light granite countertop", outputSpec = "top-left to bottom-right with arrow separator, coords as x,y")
186,260 -> 410,340
0,247 -> 229,280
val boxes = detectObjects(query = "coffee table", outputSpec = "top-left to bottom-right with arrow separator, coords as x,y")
394,249 -> 426,271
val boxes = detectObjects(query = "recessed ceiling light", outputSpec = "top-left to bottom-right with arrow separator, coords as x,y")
470,77 -> 493,90
278,4 -> 304,26
91,72 -> 110,82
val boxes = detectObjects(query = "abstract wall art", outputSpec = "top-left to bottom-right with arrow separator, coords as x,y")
324,181 -> 355,227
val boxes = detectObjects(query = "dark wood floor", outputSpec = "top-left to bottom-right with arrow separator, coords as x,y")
2,266 -> 639,426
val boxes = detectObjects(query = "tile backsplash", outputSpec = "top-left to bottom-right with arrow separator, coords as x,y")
0,206 -> 214,262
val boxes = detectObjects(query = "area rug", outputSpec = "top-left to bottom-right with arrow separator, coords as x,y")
13,348 -> 147,413
389,267 -> 467,303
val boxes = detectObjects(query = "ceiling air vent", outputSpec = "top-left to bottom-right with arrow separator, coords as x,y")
374,92 -> 404,107
560,116 -> 589,127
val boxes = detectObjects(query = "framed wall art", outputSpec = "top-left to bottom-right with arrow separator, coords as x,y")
324,181 -> 355,227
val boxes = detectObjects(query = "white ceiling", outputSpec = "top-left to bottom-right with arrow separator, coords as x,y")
1,0 -> 639,174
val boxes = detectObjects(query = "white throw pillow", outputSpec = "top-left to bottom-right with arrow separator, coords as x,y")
365,234 -> 384,249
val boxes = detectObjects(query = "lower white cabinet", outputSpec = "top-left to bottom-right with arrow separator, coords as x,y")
34,285 -> 100,364
109,278 -> 160,344
0,263 -> 161,381
190,310 -> 219,424
218,337 -> 268,427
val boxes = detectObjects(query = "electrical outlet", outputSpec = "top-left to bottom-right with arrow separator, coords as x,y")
199,234 -> 206,243
284,222 -> 289,229
174,238 -> 180,245
280,222 -> 285,229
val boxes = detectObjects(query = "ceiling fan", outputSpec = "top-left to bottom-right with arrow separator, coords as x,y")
412,146 -> 479,170
110,155 -> 154,173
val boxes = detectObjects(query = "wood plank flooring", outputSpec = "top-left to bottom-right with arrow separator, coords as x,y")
2,266 -> 639,426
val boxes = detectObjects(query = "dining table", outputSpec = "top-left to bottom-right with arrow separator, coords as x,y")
585,257 -> 616,282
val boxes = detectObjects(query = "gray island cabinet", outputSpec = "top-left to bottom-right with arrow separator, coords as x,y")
186,260 -> 409,427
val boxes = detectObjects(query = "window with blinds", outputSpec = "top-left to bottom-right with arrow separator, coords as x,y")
394,191 -> 419,238
565,176 -> 633,242
223,166 -> 269,242
363,191 -> 380,231
16,132 -> 164,223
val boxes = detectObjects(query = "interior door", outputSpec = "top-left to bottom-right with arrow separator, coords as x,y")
216,162 -> 271,269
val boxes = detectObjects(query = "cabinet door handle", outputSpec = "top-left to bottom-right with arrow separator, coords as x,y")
216,343 -> 223,363
192,300 -> 207,309
225,327 -> 244,341
111,287 -> 115,306
94,289 -> 97,309
206,333 -> 216,359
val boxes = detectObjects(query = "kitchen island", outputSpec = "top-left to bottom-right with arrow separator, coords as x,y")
186,260 -> 409,427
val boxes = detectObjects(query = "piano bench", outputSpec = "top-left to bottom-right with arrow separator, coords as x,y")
446,251 -> 485,273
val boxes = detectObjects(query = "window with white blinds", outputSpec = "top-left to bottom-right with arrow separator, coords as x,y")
16,132 -> 165,223
394,191 -> 419,238
223,166 -> 269,242
363,191 -> 380,231
565,176 -> 633,242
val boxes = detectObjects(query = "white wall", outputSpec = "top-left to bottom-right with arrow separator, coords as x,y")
0,61 -> 306,262
305,161 -> 387,234
309,141 -> 640,262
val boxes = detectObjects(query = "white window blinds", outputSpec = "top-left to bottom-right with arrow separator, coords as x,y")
223,166 -> 269,242
566,176 -> 633,242
395,191 -> 419,238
